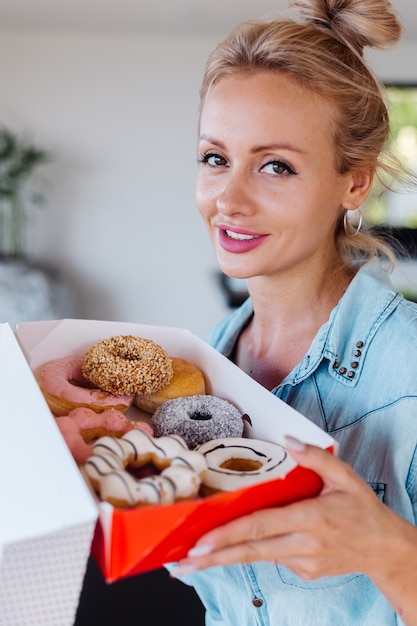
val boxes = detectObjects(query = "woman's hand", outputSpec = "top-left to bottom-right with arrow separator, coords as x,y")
171,437 -> 417,624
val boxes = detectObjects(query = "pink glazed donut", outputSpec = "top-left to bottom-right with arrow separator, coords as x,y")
56,407 -> 154,464
39,356 -> 134,416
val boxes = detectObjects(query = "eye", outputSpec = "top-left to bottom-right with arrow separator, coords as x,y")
261,160 -> 296,176
197,152 -> 228,167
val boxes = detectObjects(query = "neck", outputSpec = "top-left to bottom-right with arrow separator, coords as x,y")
234,258 -> 354,388
248,260 -> 352,334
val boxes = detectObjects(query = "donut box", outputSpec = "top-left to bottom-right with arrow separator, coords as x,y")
14,318 -> 336,585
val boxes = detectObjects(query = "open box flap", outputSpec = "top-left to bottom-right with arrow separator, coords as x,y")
0,323 -> 98,551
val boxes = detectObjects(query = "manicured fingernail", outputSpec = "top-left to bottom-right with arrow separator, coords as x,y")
187,543 -> 213,558
170,564 -> 197,578
284,435 -> 306,452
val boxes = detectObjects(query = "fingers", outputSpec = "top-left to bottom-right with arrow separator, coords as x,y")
193,503 -> 302,550
284,436 -> 366,495
171,532 -> 297,577
171,498 -> 324,577
170,440 -> 375,579
184,442 -> 363,557
190,442 -> 365,551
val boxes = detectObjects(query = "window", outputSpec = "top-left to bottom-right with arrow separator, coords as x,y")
367,84 -> 417,256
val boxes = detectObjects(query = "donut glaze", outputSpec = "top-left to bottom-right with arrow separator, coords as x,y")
151,395 -> 244,449
84,430 -> 207,508
39,356 -> 134,416
197,437 -> 296,494
55,407 -> 153,464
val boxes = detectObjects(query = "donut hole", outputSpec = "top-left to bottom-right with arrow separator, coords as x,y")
124,454 -> 172,480
116,348 -> 141,362
189,411 -> 212,421
220,458 -> 263,472
126,462 -> 161,480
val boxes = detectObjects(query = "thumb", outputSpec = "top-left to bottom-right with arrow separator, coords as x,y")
283,435 -> 358,493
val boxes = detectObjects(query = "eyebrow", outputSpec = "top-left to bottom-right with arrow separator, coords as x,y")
198,135 -> 306,155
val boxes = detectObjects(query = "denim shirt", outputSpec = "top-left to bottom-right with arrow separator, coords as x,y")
181,262 -> 417,626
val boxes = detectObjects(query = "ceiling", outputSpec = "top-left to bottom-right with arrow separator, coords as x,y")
0,0 -> 415,40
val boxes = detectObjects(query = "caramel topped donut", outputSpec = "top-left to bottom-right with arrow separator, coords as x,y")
39,356 -> 134,416
84,430 -> 207,508
134,357 -> 206,414
82,335 -> 173,396
152,395 -> 244,449
197,437 -> 296,496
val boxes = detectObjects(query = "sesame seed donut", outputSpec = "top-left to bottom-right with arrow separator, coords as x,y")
82,335 -> 174,396
151,395 -> 244,449
39,356 -> 134,416
84,430 -> 207,508
197,437 -> 294,496
55,407 -> 154,464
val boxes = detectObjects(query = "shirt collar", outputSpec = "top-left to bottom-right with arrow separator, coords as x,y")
285,261 -> 402,387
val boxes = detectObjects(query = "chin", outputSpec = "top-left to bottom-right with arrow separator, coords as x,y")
220,261 -> 261,280
217,257 -> 251,280
221,268 -> 250,282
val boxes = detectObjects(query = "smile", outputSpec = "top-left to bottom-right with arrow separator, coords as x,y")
225,230 -> 261,241
218,227 -> 268,253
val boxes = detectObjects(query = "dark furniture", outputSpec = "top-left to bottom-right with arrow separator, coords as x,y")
75,557 -> 205,626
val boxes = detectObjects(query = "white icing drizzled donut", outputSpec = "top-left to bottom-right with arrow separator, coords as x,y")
196,437 -> 296,494
84,430 -> 207,508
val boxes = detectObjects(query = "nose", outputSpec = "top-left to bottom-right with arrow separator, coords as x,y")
216,168 -> 256,217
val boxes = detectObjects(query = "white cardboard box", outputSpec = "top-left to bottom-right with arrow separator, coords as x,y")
0,323 -> 98,626
12,319 -> 335,584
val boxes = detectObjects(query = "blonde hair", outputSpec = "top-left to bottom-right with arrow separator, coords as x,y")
199,0 -> 413,268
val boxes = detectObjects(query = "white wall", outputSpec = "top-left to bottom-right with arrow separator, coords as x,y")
0,31 -> 229,338
0,31 -> 416,338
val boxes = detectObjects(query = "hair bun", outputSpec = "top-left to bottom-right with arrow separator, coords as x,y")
289,0 -> 402,54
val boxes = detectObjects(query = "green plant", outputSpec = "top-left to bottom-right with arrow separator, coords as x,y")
0,127 -> 49,259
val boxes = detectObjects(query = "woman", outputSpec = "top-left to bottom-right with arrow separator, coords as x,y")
170,0 -> 417,624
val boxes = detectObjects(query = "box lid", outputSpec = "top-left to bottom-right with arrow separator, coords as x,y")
0,323 -> 97,553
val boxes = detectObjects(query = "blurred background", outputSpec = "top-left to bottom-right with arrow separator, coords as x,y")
0,0 -> 416,340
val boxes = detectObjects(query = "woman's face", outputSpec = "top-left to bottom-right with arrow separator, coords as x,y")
196,71 -> 357,280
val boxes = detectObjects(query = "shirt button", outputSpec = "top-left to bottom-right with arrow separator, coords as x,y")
252,598 -> 263,607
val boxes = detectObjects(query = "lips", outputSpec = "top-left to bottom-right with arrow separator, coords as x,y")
218,226 -> 268,253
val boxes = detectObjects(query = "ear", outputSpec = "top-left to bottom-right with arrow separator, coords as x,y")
342,169 -> 374,211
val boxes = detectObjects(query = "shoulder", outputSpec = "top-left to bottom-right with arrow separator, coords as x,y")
331,261 -> 417,352
379,290 -> 417,350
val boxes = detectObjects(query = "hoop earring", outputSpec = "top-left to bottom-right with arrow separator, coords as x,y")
343,207 -> 363,237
